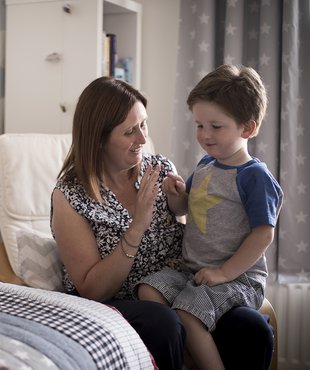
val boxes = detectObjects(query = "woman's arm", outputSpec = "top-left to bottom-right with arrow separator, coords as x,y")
52,189 -> 139,301
52,165 -> 160,301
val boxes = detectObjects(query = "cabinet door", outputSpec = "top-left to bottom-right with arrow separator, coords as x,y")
5,1 -> 64,133
61,0 -> 102,131
4,0 -> 141,134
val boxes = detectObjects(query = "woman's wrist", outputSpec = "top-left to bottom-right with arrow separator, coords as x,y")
123,233 -> 140,248
121,225 -> 144,251
120,237 -> 136,258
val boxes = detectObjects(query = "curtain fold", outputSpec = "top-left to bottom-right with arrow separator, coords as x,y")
172,0 -> 310,284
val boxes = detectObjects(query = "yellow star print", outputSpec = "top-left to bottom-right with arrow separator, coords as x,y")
188,173 -> 223,234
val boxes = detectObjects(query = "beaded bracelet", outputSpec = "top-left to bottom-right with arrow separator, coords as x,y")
123,233 -> 140,249
120,237 -> 135,259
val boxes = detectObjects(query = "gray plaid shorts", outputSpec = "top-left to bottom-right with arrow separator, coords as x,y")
140,267 -> 264,332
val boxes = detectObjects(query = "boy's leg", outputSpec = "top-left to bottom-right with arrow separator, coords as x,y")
138,283 -> 168,304
177,309 -> 225,370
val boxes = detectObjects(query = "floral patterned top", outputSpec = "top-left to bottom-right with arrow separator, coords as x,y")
51,154 -> 184,300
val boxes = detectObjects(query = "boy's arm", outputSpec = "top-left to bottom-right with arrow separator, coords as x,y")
221,224 -> 274,280
194,225 -> 274,286
162,173 -> 188,216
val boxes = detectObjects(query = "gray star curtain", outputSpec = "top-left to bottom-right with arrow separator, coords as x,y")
171,0 -> 310,284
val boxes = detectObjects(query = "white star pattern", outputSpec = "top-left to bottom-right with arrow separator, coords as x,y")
297,182 -> 306,194
296,240 -> 308,253
224,54 -> 235,64
259,53 -> 271,66
280,169 -> 288,181
296,124 -> 305,136
297,269 -> 309,282
282,82 -> 289,92
281,141 -> 289,152
260,22 -> 271,35
282,53 -> 290,65
228,0 -> 238,7
173,0 -> 309,283
283,22 -> 291,32
295,97 -> 303,108
296,211 -> 307,223
200,13 -> 210,25
279,229 -> 287,239
257,141 -> 268,153
191,4 -> 197,14
226,23 -> 237,36
296,153 -> 306,166
279,256 -> 287,268
198,41 -> 209,52
190,30 -> 196,39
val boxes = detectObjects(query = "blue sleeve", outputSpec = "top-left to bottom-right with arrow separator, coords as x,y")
237,162 -> 283,228
185,155 -> 215,193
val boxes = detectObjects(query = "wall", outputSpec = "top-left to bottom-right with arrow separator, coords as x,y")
135,0 -> 180,159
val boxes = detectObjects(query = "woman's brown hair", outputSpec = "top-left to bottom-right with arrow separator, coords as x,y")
58,77 -> 147,200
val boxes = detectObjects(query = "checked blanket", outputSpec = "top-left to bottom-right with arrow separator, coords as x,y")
0,282 -> 156,369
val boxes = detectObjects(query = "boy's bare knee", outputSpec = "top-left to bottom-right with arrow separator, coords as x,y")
138,284 -> 168,304
137,283 -> 152,300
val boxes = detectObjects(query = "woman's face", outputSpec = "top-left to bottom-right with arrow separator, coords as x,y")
103,101 -> 148,172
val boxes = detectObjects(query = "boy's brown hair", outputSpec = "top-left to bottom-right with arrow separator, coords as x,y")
187,64 -> 267,136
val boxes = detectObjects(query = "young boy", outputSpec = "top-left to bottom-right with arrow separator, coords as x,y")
137,64 -> 283,370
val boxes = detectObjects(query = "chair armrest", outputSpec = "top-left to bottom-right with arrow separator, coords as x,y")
259,297 -> 278,370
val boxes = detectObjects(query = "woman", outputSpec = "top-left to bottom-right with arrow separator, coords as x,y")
51,77 -> 274,370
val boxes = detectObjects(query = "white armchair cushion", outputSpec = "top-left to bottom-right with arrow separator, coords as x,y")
0,133 -> 71,279
17,228 -> 64,291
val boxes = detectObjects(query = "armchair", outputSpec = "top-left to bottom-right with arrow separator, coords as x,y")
0,133 -> 277,370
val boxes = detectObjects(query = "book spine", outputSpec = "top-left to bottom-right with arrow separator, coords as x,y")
107,33 -> 117,77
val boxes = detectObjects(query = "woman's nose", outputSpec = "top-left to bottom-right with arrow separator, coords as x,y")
136,129 -> 147,144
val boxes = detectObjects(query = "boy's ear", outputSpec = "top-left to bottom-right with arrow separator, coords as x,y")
241,120 -> 257,138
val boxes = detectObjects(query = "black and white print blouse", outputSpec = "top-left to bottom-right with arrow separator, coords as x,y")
52,154 -> 184,300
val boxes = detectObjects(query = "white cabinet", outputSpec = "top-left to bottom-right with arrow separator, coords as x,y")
4,0 -> 142,134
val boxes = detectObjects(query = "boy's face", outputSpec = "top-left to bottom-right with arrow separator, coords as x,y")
192,100 -> 249,165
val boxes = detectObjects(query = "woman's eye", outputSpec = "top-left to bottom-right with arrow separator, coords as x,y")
212,125 -> 221,129
125,129 -> 134,135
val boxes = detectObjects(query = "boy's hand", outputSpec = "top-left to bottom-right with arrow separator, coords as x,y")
194,267 -> 229,286
162,172 -> 186,196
